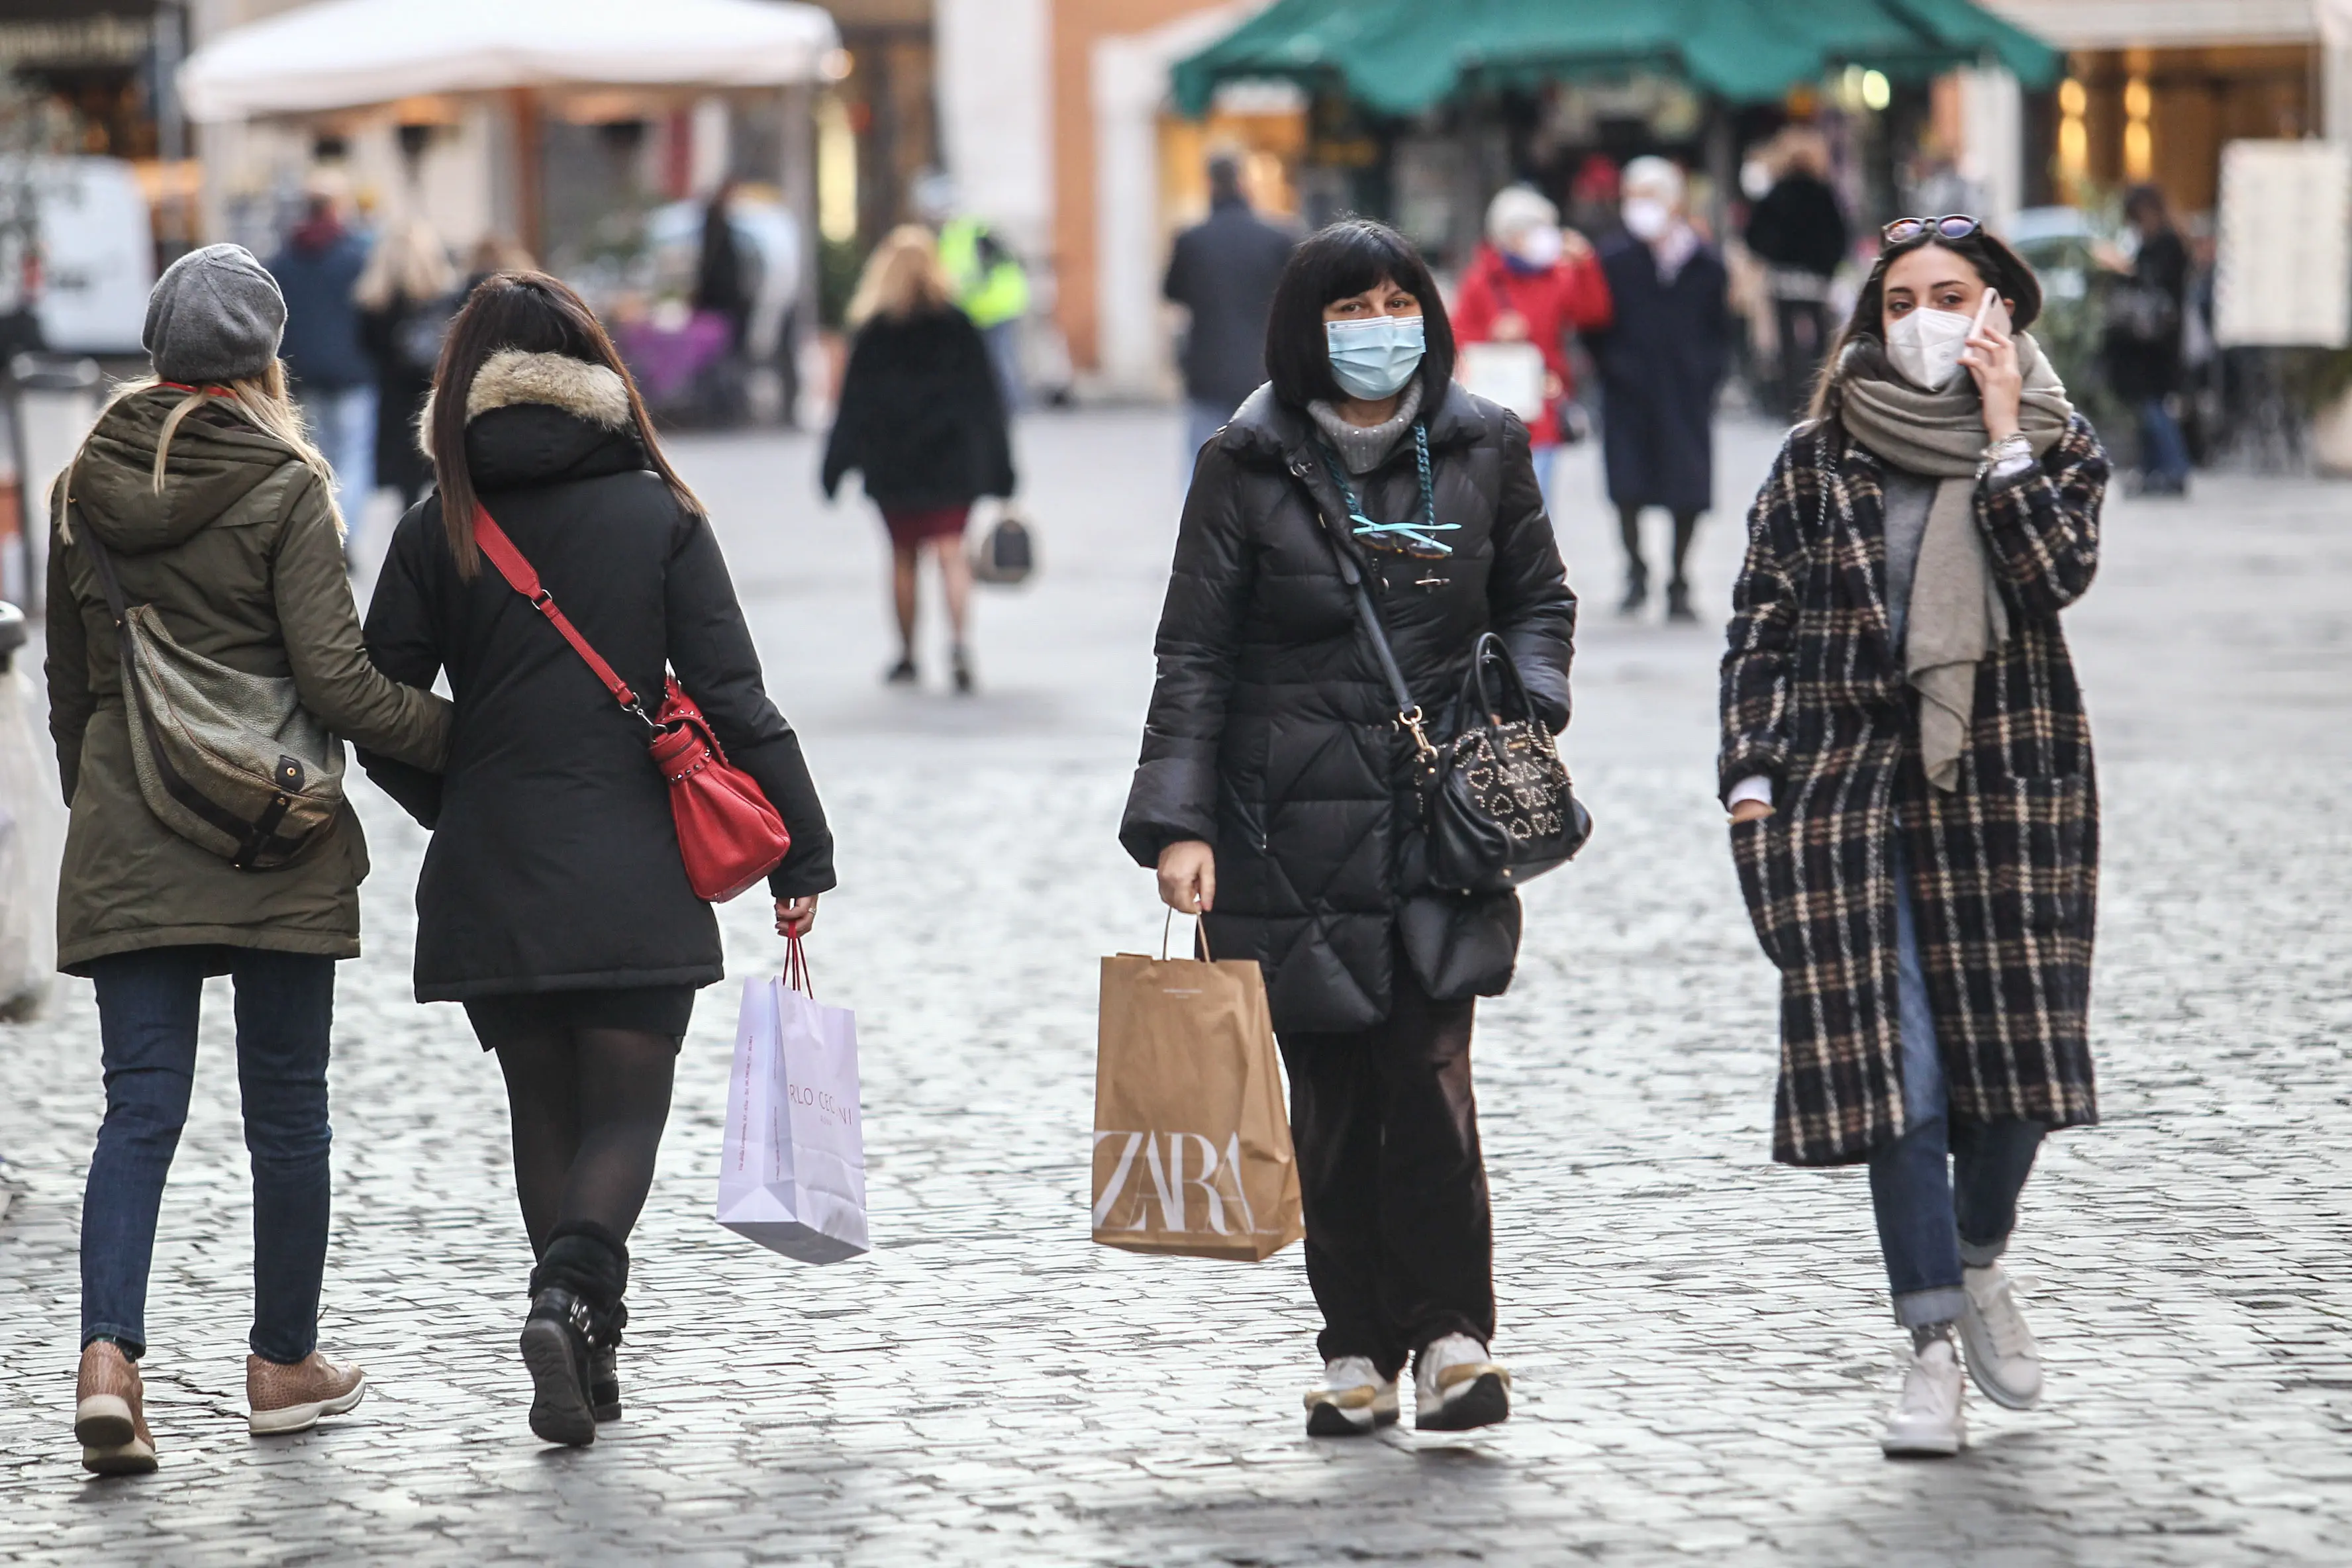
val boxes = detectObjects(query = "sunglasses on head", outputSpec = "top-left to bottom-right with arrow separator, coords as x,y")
1883,215 -> 1982,246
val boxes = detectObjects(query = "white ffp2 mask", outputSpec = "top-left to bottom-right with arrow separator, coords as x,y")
1886,306 -> 1974,391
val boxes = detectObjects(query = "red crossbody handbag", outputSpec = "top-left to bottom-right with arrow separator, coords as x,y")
471,507 -> 792,903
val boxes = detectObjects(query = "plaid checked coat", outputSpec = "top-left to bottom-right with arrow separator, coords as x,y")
1720,413 -> 2108,1166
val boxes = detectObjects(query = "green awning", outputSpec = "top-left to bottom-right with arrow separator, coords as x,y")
1171,0 -> 2061,118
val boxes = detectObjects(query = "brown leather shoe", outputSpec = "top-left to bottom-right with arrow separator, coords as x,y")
75,1340 -> 157,1475
247,1351 -> 367,1436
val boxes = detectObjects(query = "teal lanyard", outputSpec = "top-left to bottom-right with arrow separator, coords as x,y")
1317,422 -> 1457,556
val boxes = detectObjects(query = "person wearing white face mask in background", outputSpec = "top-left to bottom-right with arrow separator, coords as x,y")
1452,185 -> 1613,521
1720,216 -> 2110,1459
1124,219 -> 1574,1438
1590,157 -> 1730,620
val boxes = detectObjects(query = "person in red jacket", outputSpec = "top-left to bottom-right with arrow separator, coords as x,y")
1451,185 -> 1612,517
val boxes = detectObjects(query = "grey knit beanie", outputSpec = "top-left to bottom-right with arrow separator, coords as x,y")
142,243 -> 286,384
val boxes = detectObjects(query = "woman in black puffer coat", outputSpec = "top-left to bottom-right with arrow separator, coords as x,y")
822,224 -> 1014,694
1120,220 -> 1575,1437
360,272 -> 834,1447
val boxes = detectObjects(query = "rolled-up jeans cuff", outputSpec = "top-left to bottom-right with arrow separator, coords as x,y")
1957,1234 -> 2009,1269
81,1325 -> 147,1361
1892,1285 -> 1967,1330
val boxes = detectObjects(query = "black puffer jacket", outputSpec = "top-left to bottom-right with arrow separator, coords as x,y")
360,350 -> 834,1002
1120,381 -> 1576,1033
820,307 -> 1014,510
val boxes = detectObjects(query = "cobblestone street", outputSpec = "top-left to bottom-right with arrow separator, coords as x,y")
4,409 -> 2351,1565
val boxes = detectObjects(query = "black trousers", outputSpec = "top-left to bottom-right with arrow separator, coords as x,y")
1277,962 -> 1493,1379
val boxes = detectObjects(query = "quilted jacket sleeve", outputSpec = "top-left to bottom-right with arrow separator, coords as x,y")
1487,411 -> 1575,733
1718,432 -> 1806,801
1977,413 -> 2106,618
665,508 -> 838,900
1118,442 -> 1254,867
356,499 -> 452,828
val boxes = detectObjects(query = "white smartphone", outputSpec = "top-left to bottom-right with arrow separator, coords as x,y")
1971,288 -> 2008,336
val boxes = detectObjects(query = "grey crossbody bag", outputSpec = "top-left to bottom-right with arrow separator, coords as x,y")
67,481 -> 344,870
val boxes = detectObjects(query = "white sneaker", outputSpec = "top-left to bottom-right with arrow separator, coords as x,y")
1302,1355 -> 1398,1437
1959,1262 -> 2043,1410
1880,1336 -> 1967,1457
1412,1333 -> 1510,1432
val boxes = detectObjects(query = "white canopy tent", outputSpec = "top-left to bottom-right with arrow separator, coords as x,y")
179,0 -> 841,122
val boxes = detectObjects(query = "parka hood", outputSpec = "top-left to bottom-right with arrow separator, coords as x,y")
419,348 -> 648,495
65,387 -> 311,557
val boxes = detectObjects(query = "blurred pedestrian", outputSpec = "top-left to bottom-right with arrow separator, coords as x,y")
355,217 -> 459,512
1163,152 -> 1295,467
268,177 -> 378,527
1122,219 -> 1574,1437
360,272 -> 835,1448
48,245 -> 453,1475
1453,184 -> 1612,517
918,172 -> 1031,411
1743,127 -> 1849,420
1591,158 -> 1729,620
822,226 -> 1014,695
1722,215 -> 2108,1459
2100,184 -> 2191,495
693,179 -> 752,351
462,234 -> 536,297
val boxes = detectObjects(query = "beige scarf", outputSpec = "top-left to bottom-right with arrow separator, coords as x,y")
1836,333 -> 2073,789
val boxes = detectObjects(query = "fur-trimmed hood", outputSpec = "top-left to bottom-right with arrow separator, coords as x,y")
416,348 -> 630,455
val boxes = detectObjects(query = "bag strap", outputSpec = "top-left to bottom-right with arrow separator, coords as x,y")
1297,451 -> 1436,762
471,506 -> 656,729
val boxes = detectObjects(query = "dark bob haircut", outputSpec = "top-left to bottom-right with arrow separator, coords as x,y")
1264,218 -> 1455,409
1809,224 -> 2044,424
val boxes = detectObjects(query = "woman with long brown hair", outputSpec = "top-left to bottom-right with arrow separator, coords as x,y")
360,271 -> 835,1447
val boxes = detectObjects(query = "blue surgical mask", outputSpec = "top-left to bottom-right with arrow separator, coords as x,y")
1325,315 -> 1426,399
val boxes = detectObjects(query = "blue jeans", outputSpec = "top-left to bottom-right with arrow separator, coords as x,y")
1531,442 -> 1561,526
297,383 -> 377,528
2137,397 -> 2190,489
981,319 -> 1024,413
81,946 -> 337,1363
1183,398 -> 1232,489
1867,848 -> 2045,1328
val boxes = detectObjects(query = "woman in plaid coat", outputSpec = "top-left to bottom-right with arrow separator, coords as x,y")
1719,218 -> 2108,1458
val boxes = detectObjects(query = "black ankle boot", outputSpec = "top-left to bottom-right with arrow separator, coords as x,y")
589,1345 -> 620,1423
1665,579 -> 1695,622
520,1225 -> 629,1446
1619,562 -> 1649,615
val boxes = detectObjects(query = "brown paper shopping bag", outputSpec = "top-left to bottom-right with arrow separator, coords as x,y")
1092,923 -> 1304,1261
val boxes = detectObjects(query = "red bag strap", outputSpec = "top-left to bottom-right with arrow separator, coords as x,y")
471,506 -> 653,726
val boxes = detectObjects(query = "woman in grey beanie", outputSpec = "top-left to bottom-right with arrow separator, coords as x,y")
48,241 -> 452,1475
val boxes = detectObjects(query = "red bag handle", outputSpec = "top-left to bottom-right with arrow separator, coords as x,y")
471,506 -> 656,728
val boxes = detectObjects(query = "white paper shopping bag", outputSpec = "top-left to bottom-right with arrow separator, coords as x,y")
714,940 -> 869,1263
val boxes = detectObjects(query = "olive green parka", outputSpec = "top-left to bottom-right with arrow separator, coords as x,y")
44,388 -> 452,973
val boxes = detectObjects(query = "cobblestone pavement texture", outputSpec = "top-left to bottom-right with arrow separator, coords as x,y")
3,411 -> 2351,1566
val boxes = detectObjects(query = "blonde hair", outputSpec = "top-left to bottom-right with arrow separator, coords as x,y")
846,224 -> 955,328
354,217 -> 457,311
64,366 -> 344,538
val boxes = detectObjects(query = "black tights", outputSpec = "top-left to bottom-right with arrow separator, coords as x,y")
1618,504 -> 1701,585
493,1030 -> 677,1259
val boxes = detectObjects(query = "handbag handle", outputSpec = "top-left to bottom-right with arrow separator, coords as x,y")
1465,631 -> 1540,731
1160,906 -> 1214,962
784,931 -> 815,997
471,506 -> 659,732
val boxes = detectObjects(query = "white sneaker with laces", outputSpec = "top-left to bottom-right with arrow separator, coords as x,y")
1958,1261 -> 2043,1410
1880,1335 -> 1967,1457
1412,1333 -> 1510,1432
1303,1355 -> 1398,1437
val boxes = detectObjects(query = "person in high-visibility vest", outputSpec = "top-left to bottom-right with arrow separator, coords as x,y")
919,172 -> 1029,409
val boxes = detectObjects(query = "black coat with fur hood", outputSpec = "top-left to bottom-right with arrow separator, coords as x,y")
360,349 -> 835,1003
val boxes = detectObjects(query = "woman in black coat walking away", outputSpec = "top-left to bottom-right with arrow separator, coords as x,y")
354,217 -> 459,511
1121,220 -> 1575,1436
361,272 -> 835,1447
1722,217 -> 2106,1458
1592,156 -> 1730,620
2099,184 -> 2192,495
822,224 -> 1014,694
